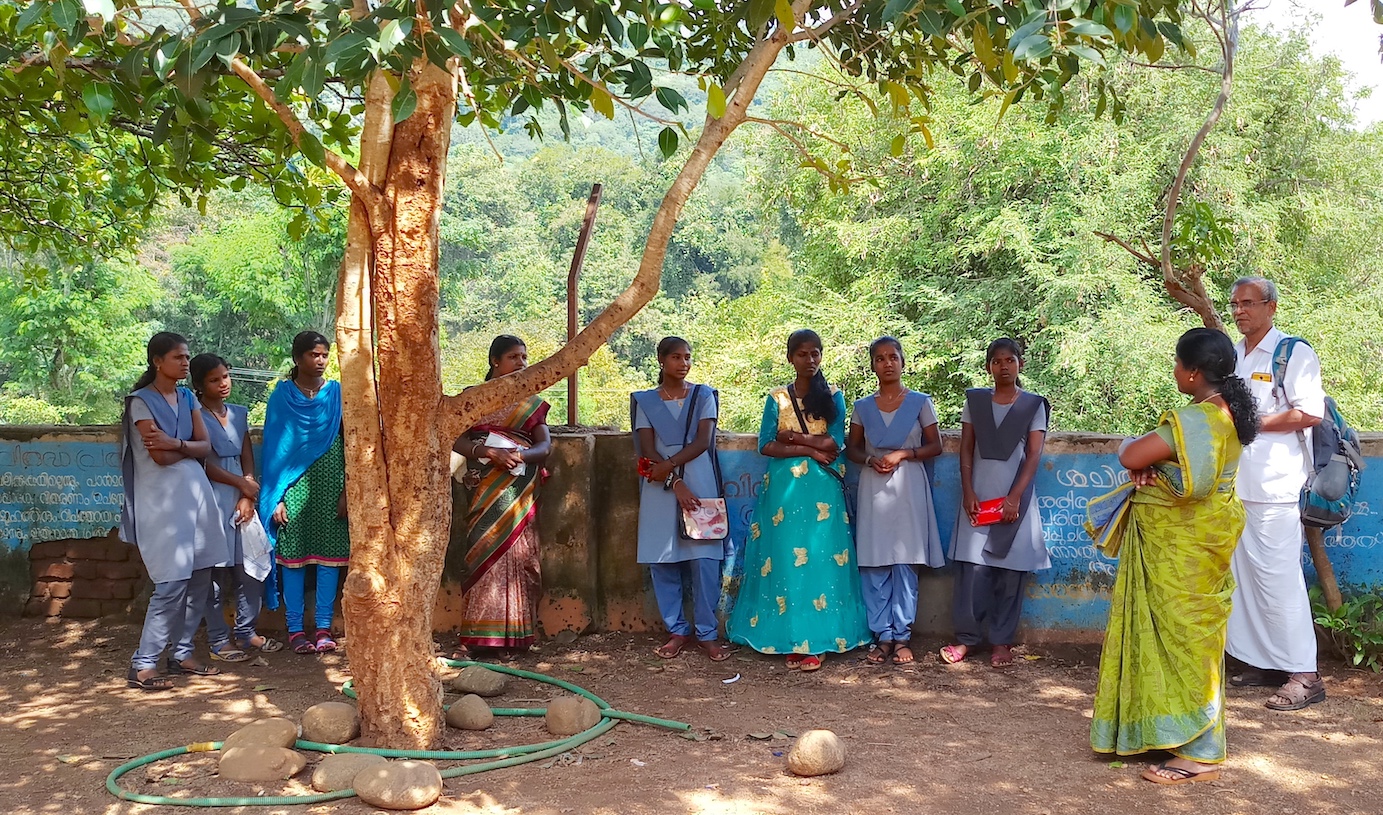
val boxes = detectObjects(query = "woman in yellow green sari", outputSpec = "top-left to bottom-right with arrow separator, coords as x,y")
1087,328 -> 1259,785
451,335 -> 552,657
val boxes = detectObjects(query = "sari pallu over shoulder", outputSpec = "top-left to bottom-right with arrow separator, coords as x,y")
1088,403 -> 1245,763
460,395 -> 550,592
1085,404 -> 1237,558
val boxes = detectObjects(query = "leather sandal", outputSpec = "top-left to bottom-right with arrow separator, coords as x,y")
1265,673 -> 1326,711
654,634 -> 690,659
698,640 -> 734,662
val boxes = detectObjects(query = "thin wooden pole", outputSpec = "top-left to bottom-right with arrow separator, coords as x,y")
566,183 -> 603,427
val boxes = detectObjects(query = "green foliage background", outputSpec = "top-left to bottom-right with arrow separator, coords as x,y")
1,24 -> 1379,435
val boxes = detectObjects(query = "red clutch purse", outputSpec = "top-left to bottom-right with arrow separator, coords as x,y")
974,498 -> 1005,526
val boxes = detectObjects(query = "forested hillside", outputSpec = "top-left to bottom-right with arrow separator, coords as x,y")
1,23 -> 1379,434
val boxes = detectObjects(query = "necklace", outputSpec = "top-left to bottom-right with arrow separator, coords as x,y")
207,403 -> 229,418
295,379 -> 324,399
1194,391 -> 1222,404
659,383 -> 688,402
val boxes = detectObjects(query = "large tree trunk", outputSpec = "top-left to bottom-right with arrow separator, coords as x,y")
339,64 -> 457,749
333,16 -> 795,749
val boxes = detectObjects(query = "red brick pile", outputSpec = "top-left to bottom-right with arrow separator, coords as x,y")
25,537 -> 148,617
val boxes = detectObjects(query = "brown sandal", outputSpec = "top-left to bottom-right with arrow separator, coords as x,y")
866,642 -> 894,665
991,644 -> 1015,668
1265,673 -> 1326,711
654,634 -> 691,659
891,645 -> 915,665
699,640 -> 733,662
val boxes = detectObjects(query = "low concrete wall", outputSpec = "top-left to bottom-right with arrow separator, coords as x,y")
4,426 -> 1383,641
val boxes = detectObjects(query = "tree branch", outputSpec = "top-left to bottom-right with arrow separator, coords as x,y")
792,0 -> 864,43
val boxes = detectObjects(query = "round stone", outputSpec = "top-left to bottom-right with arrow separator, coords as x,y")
445,694 -> 494,731
218,746 -> 307,782
543,696 -> 602,736
448,666 -> 507,697
222,717 -> 301,751
301,701 -> 360,744
353,759 -> 443,810
310,752 -> 388,793
786,729 -> 846,777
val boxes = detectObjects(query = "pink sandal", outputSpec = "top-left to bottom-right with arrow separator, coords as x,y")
314,629 -> 338,653
290,631 -> 317,655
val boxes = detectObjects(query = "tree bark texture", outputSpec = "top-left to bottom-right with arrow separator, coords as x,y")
338,64 -> 457,749
329,20 -> 795,748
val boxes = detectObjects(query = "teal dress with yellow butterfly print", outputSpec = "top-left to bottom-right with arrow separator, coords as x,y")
727,386 -> 871,656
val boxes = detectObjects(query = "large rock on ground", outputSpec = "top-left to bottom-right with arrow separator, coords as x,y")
544,696 -> 601,736
353,759 -> 443,810
301,701 -> 360,744
310,752 -> 388,793
218,746 -> 307,782
448,666 -> 507,697
222,717 -> 301,751
786,729 -> 846,777
445,694 -> 494,731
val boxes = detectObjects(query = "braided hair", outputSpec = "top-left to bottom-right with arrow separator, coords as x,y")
1176,328 -> 1259,445
787,328 -> 836,423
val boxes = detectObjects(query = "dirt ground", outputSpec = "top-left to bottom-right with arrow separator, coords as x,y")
1,618 -> 1380,815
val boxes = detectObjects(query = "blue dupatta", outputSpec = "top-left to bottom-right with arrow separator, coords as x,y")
257,379 -> 344,547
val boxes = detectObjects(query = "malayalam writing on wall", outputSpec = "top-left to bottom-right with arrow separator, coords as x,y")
0,442 -> 123,546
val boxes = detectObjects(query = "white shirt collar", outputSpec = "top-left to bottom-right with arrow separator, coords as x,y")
1237,324 -> 1285,359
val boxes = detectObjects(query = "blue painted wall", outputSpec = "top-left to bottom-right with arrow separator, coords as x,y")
4,433 -> 1381,629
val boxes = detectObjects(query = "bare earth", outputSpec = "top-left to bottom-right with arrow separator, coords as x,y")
0,618 -> 1380,815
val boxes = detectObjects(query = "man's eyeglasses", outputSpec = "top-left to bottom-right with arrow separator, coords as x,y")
1227,299 -> 1269,313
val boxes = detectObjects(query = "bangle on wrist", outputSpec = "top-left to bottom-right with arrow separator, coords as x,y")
179,439 -> 186,453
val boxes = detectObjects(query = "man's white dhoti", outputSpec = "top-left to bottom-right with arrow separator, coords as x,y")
1226,501 -> 1318,673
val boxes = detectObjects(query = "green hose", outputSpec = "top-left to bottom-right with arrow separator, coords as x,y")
105,659 -> 688,807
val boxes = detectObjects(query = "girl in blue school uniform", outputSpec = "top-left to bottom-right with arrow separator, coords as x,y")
632,336 -> 732,662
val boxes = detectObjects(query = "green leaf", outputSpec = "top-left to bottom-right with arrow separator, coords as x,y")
655,86 -> 688,114
1067,44 -> 1105,66
774,0 -> 795,31
298,131 -> 325,167
436,27 -> 471,57
81,81 -> 115,122
1144,33 -> 1165,64
378,18 -> 412,56
1112,5 -> 1136,34
917,10 -> 946,37
50,0 -> 82,35
150,106 -> 173,145
17,1 -> 51,32
706,82 -> 726,118
1007,11 -> 1048,48
589,84 -> 614,119
628,21 -> 650,49
883,0 -> 916,24
657,126 -> 678,159
973,23 -> 998,69
747,0 -> 774,30
1066,19 -> 1113,39
890,133 -> 906,156
996,88 -> 1017,123
391,78 -> 416,123
1013,33 -> 1054,61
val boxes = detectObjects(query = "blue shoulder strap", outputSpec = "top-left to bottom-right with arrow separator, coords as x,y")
1270,336 -> 1309,400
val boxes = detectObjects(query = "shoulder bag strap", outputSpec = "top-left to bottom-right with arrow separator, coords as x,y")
674,385 -> 704,482
1272,337 -> 1312,466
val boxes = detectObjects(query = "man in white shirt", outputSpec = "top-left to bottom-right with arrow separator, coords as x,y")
1226,276 -> 1327,711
